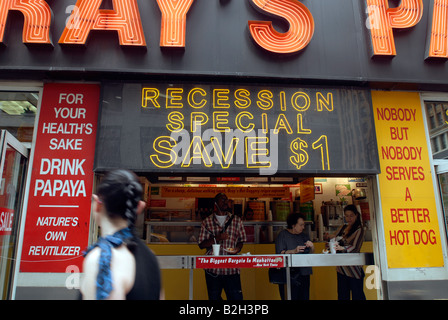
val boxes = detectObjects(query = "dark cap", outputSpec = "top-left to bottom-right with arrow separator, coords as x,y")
214,193 -> 227,201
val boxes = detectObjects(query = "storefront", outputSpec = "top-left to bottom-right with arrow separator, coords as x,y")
0,0 -> 448,300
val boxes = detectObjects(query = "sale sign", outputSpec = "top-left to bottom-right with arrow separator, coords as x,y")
0,208 -> 14,235
20,83 -> 100,272
372,91 -> 444,268
195,255 -> 285,269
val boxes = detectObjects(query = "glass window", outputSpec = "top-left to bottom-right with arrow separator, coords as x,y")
0,91 -> 38,143
425,101 -> 448,156
437,110 -> 444,127
442,134 -> 448,151
432,137 -> 440,153
430,114 -> 436,130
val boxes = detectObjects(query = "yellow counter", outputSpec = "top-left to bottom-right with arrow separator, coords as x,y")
148,242 -> 378,300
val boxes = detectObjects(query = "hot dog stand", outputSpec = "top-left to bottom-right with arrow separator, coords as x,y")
142,178 -> 377,300
0,0 -> 447,300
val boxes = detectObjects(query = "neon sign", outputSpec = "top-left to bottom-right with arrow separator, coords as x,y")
0,0 -> 445,58
59,0 -> 146,46
427,0 -> 448,58
157,0 -> 195,47
0,0 -> 52,44
365,0 -> 423,56
248,0 -> 314,54
143,85 -> 334,173
94,84 -> 380,175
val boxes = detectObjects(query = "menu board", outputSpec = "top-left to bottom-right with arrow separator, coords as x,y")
161,186 -> 289,198
20,83 -> 100,272
96,84 -> 379,176
299,177 -> 315,203
372,91 -> 444,268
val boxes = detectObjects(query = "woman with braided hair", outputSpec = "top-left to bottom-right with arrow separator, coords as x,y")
80,169 -> 162,300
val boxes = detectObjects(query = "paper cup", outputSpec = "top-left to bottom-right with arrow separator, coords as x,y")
212,244 -> 220,256
329,241 -> 336,254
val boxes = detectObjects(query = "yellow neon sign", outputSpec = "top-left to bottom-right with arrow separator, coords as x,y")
235,112 -> 255,133
213,89 -> 231,109
167,111 -> 184,132
246,137 -> 271,168
190,112 -> 208,132
142,88 -> 161,108
211,137 -> 239,169
312,135 -> 330,170
167,88 -> 184,108
181,136 -> 213,167
213,112 -> 231,133
142,85 -> 337,171
188,88 -> 207,108
274,114 -> 293,134
150,136 -> 178,168
234,89 -> 251,109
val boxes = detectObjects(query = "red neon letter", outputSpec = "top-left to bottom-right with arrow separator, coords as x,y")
0,0 -> 52,44
59,0 -> 146,46
156,0 -> 195,47
366,0 -> 423,56
248,0 -> 314,54
427,0 -> 448,59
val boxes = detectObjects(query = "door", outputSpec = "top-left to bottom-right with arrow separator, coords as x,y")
0,130 -> 28,299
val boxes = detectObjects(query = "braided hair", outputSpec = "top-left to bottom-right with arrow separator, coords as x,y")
96,169 -> 143,250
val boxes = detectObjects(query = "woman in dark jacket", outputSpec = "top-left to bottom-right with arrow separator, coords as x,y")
275,213 -> 314,300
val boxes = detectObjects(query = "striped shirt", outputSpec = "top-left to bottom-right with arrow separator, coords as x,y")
335,225 -> 365,279
198,213 -> 247,275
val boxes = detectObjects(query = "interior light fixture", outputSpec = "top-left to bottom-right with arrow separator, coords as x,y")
0,100 -> 37,115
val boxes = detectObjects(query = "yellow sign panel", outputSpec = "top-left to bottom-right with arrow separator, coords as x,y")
372,91 -> 444,268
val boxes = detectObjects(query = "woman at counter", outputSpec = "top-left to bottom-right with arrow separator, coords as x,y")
330,204 -> 366,300
275,213 -> 314,300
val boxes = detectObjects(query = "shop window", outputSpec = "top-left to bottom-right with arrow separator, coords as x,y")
425,101 -> 448,158
0,91 -> 39,143
432,137 -> 439,153
143,177 -> 373,244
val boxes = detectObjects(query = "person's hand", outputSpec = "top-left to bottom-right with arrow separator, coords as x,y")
305,240 -> 314,250
335,244 -> 345,252
295,245 -> 306,253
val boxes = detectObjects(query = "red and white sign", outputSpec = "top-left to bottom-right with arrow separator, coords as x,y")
195,255 -> 285,269
0,208 -> 14,235
20,83 -> 100,273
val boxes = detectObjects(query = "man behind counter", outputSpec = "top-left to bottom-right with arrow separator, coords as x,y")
198,193 -> 247,300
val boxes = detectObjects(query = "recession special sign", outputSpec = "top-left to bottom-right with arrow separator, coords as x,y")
372,91 -> 444,269
20,83 -> 100,273
95,83 -> 379,175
